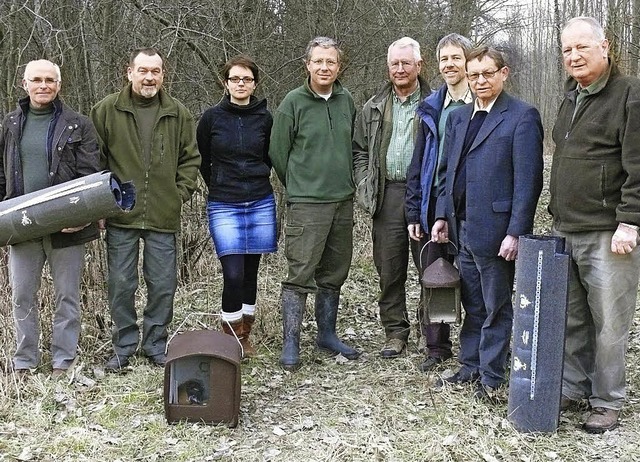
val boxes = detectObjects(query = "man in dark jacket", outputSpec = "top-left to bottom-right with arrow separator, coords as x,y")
431,46 -> 543,401
353,37 -> 430,359
549,16 -> 640,434
91,48 -> 200,371
0,59 -> 100,378
406,33 -> 473,372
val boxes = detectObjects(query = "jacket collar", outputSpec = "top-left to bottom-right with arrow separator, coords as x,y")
303,77 -> 346,98
114,82 -> 178,116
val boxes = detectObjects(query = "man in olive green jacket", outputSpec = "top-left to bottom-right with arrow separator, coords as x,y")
91,47 -> 200,371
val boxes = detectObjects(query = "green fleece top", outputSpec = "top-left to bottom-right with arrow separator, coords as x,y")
269,78 -> 356,203
90,83 -> 201,233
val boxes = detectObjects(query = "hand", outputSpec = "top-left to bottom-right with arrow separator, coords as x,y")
408,223 -> 423,241
61,223 -> 90,233
498,235 -> 518,261
611,223 -> 639,255
431,219 -> 448,243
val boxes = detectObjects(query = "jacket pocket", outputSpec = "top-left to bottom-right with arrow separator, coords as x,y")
492,200 -> 512,213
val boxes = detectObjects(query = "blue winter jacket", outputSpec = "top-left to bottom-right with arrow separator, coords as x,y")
405,85 -> 447,232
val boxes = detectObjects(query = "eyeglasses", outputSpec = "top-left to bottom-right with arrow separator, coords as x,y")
26,78 -> 59,86
228,76 -> 255,84
309,59 -> 338,68
466,68 -> 503,82
389,60 -> 416,70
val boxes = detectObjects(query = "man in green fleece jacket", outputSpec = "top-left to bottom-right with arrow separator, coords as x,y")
91,48 -> 200,372
269,36 -> 360,371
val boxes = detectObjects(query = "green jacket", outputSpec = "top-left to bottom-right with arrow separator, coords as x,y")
90,84 -> 200,232
550,61 -> 640,231
269,78 -> 356,203
352,78 -> 430,216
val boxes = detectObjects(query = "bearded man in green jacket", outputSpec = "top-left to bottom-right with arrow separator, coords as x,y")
269,36 -> 360,371
91,48 -> 200,372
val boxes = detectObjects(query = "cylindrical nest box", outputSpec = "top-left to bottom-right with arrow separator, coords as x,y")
164,330 -> 242,427
508,235 -> 570,433
0,170 -> 135,246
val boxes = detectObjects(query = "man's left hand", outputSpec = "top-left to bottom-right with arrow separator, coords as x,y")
611,223 -> 639,255
498,235 -> 518,261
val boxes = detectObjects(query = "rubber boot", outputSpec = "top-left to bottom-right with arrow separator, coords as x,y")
315,288 -> 360,360
222,318 -> 246,356
279,287 -> 306,371
241,315 -> 257,357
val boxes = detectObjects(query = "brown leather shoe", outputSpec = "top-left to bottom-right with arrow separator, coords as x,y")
241,315 -> 258,358
583,407 -> 619,434
380,338 -> 406,358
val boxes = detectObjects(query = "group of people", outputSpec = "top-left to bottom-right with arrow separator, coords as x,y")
1,15 -> 639,436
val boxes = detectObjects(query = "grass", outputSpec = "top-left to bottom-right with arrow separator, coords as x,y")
2,163 -> 640,461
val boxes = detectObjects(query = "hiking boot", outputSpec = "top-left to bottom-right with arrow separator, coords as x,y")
435,369 -> 480,388
380,338 -> 406,358
105,354 -> 130,372
583,407 -> 619,434
473,382 -> 500,404
419,355 -> 451,373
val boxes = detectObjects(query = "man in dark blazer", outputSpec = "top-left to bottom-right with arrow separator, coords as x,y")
431,46 -> 543,401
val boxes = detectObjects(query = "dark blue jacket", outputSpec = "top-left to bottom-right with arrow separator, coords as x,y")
436,91 -> 544,256
197,95 -> 273,203
406,85 -> 446,231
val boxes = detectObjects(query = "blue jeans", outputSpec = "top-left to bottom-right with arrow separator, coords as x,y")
554,228 -> 640,410
106,227 -> 177,357
457,221 -> 514,387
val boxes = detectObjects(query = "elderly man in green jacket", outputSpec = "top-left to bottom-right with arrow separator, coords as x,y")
269,36 -> 360,371
91,48 -> 200,372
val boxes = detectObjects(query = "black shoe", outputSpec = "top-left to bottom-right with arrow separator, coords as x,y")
419,355 -> 451,373
435,369 -> 480,388
148,353 -> 166,367
473,382 -> 499,403
105,354 -> 130,372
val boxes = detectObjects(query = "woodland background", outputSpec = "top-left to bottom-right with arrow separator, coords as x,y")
1,1 -> 640,461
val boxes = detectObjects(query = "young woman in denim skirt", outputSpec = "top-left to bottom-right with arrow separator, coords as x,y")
196,56 -> 277,357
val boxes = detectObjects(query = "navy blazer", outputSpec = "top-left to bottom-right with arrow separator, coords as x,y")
435,91 -> 544,257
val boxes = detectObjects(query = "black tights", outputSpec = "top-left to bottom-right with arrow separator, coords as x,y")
219,254 -> 262,313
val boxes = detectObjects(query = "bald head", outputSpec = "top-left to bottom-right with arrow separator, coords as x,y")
22,59 -> 62,109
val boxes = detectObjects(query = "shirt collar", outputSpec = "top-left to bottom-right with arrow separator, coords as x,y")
392,83 -> 421,105
472,92 -> 501,117
577,63 -> 611,96
443,86 -> 472,108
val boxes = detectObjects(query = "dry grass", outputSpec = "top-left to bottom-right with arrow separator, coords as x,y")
2,162 -> 640,461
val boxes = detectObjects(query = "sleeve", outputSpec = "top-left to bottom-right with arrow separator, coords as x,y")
89,101 -> 110,171
405,121 -> 426,225
175,106 -> 202,203
196,110 -> 212,187
351,104 -> 369,187
75,115 -> 101,178
617,91 -> 640,226
268,103 -> 294,187
263,111 -> 273,169
507,106 -> 544,237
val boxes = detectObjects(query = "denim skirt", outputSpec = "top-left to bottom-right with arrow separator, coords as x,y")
207,193 -> 277,257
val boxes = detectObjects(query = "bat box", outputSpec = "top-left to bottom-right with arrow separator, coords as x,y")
421,257 -> 461,324
163,330 -> 241,427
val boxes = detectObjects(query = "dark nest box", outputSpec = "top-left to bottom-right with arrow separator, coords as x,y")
421,257 -> 461,324
164,330 -> 241,427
